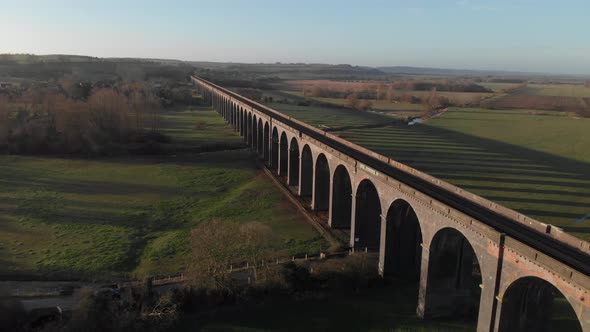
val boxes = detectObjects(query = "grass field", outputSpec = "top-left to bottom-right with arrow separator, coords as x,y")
479,82 -> 522,92
264,101 -> 392,129
282,90 -> 490,112
527,84 -> 590,98
336,108 -> 590,237
0,108 -> 326,280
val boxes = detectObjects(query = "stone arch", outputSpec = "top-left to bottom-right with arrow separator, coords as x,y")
246,112 -> 252,146
252,115 -> 258,150
288,138 -> 300,186
422,227 -> 482,320
271,127 -> 279,170
263,122 -> 270,163
239,108 -> 244,137
300,144 -> 313,199
498,276 -> 581,332
331,165 -> 352,229
313,153 -> 330,212
279,132 -> 289,177
354,179 -> 381,250
383,199 -> 422,279
257,118 -> 263,156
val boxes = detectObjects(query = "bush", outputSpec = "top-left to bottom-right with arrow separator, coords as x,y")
0,293 -> 27,332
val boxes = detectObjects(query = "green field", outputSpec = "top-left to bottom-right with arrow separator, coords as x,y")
479,82 -> 522,92
265,101 -> 392,129
0,108 -> 326,280
526,84 -> 590,98
336,108 -> 590,237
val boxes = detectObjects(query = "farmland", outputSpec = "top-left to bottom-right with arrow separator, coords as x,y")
526,84 -> 590,97
263,101 -> 392,129
0,107 -> 326,280
335,108 -> 590,238
258,92 -> 590,238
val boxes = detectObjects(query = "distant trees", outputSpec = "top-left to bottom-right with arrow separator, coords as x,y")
0,82 -> 164,154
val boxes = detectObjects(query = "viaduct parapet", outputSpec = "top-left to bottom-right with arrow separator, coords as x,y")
192,75 -> 590,331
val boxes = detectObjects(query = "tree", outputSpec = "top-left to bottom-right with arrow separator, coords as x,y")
345,93 -> 360,109
423,87 -> 441,116
358,99 -> 373,111
189,220 -> 274,291
386,85 -> 397,103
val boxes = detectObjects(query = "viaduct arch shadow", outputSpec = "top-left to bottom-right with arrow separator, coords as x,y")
354,179 -> 381,249
289,138 -> 300,187
263,122 -> 270,163
499,277 -> 582,332
422,228 -> 482,321
279,132 -> 288,177
301,145 -> 313,200
313,153 -> 330,212
331,165 -> 352,229
271,128 -> 279,171
383,200 -> 422,279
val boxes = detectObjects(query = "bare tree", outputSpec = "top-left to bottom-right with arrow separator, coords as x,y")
345,93 -> 360,109
189,220 -> 275,290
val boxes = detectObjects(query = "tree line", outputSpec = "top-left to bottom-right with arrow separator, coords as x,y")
0,81 -> 166,155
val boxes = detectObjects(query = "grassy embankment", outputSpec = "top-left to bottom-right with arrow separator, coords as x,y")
0,107 -> 326,280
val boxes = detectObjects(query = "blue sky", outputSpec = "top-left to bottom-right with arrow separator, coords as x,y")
1,0 -> 589,74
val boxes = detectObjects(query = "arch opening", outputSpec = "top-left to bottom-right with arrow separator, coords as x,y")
331,165 -> 352,229
300,145 -> 313,201
263,122 -> 270,163
271,128 -> 279,170
499,277 -> 581,332
252,115 -> 258,151
246,113 -> 252,146
354,179 -> 381,250
383,200 -> 422,279
423,228 -> 482,321
313,154 -> 330,212
279,132 -> 288,177
257,118 -> 263,156
289,138 -> 300,186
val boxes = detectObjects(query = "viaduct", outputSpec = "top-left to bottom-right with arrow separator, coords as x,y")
192,75 -> 590,331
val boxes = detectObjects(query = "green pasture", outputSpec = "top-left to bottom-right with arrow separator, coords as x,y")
479,82 -> 522,92
265,101 -> 391,129
526,84 -> 590,98
337,108 -> 590,237
0,108 -> 325,280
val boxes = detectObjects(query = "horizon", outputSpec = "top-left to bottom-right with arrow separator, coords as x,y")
4,52 -> 588,78
1,1 -> 590,75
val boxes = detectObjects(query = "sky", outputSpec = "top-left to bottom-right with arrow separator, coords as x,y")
1,0 -> 589,75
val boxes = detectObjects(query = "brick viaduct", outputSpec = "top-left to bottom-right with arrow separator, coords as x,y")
193,76 -> 590,331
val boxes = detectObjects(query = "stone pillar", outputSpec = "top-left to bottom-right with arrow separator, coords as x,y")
416,241 -> 430,319
327,167 -> 336,227
378,213 -> 388,276
310,160 -> 317,210
297,155 -> 303,196
349,188 -> 358,248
